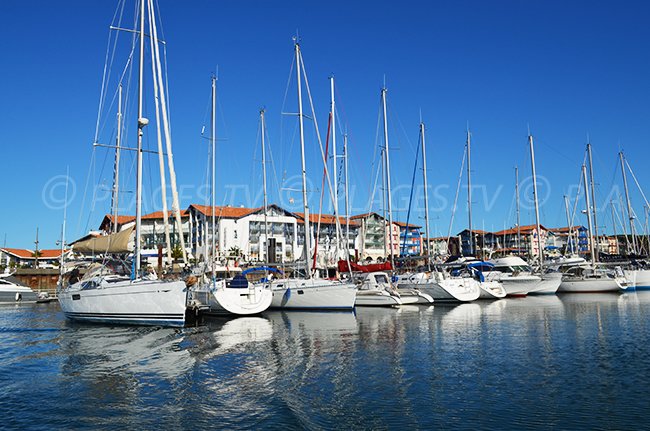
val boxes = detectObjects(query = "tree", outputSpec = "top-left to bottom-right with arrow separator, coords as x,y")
171,245 -> 183,261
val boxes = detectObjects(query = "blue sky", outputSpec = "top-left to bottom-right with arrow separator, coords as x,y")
1,0 -> 649,248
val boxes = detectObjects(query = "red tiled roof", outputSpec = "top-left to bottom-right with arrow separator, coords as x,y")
350,212 -> 382,220
190,204 -> 260,219
141,209 -> 189,220
104,214 -> 136,224
1,248 -> 69,259
494,224 -> 548,236
293,212 -> 359,226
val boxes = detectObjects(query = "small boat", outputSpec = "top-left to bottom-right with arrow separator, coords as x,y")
0,274 -> 39,304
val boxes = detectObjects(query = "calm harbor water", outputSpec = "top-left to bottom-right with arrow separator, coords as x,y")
1,292 -> 649,430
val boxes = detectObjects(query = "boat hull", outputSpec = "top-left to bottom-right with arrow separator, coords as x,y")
478,281 -> 507,299
398,277 -> 480,302
558,276 -> 628,293
206,282 -> 273,316
624,269 -> 650,290
528,272 -> 562,295
0,286 -> 39,304
497,275 -> 541,297
355,290 -> 402,306
269,279 -> 357,310
59,279 -> 188,327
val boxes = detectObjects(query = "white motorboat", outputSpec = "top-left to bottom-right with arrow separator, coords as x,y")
0,274 -> 39,303
59,264 -> 188,326
486,256 -> 543,297
528,271 -> 562,294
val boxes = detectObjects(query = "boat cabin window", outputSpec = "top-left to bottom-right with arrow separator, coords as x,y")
374,274 -> 389,284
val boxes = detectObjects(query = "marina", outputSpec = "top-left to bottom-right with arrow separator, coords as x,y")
1,0 -> 650,429
2,292 -> 650,429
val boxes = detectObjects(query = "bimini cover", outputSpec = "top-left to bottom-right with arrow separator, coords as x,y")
241,266 -> 284,276
73,226 -> 134,254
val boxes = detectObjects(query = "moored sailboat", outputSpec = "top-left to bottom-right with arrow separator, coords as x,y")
58,0 -> 189,326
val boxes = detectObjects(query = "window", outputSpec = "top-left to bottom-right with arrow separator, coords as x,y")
234,230 -> 238,239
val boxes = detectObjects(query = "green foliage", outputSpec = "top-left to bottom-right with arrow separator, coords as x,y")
171,245 -> 184,260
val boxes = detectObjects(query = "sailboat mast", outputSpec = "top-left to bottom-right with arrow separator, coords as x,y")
564,195 -> 573,254
420,121 -> 431,267
515,166 -> 521,254
381,88 -> 395,268
261,108 -> 269,262
134,0 -> 147,277
111,84 -> 123,233
528,134 -> 544,268
329,76 -> 339,253
60,167 -> 69,274
211,75 -> 217,278
466,128 -> 473,256
587,142 -> 599,262
620,151 -> 637,254
611,200 -> 618,254
343,132 -> 350,257
295,42 -> 311,279
582,164 -> 596,264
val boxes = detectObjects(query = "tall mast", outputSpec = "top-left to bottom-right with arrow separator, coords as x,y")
343,132 -> 350,257
420,121 -> 431,267
582,164 -> 596,264
381,87 -> 395,268
260,108 -> 269,262
211,75 -> 217,278
111,84 -> 123,233
620,151 -> 637,254
587,142 -> 599,262
515,166 -> 521,254
134,0 -> 147,277
329,76 -> 339,253
148,0 -> 186,264
34,227 -> 39,270
147,18 -> 172,263
610,200 -> 618,255
466,128 -> 473,256
295,41 -> 311,278
60,167 -> 69,275
564,195 -> 573,254
528,134 -> 544,268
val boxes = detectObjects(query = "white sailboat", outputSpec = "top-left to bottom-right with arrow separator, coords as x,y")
268,40 -> 356,310
525,133 -> 562,294
558,161 -> 630,293
195,79 -> 273,316
618,151 -> 650,289
58,0 -> 188,327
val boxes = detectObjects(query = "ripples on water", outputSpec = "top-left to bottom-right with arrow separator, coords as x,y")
1,292 -> 649,430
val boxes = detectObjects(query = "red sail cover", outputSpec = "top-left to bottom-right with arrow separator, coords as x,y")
337,260 -> 392,273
